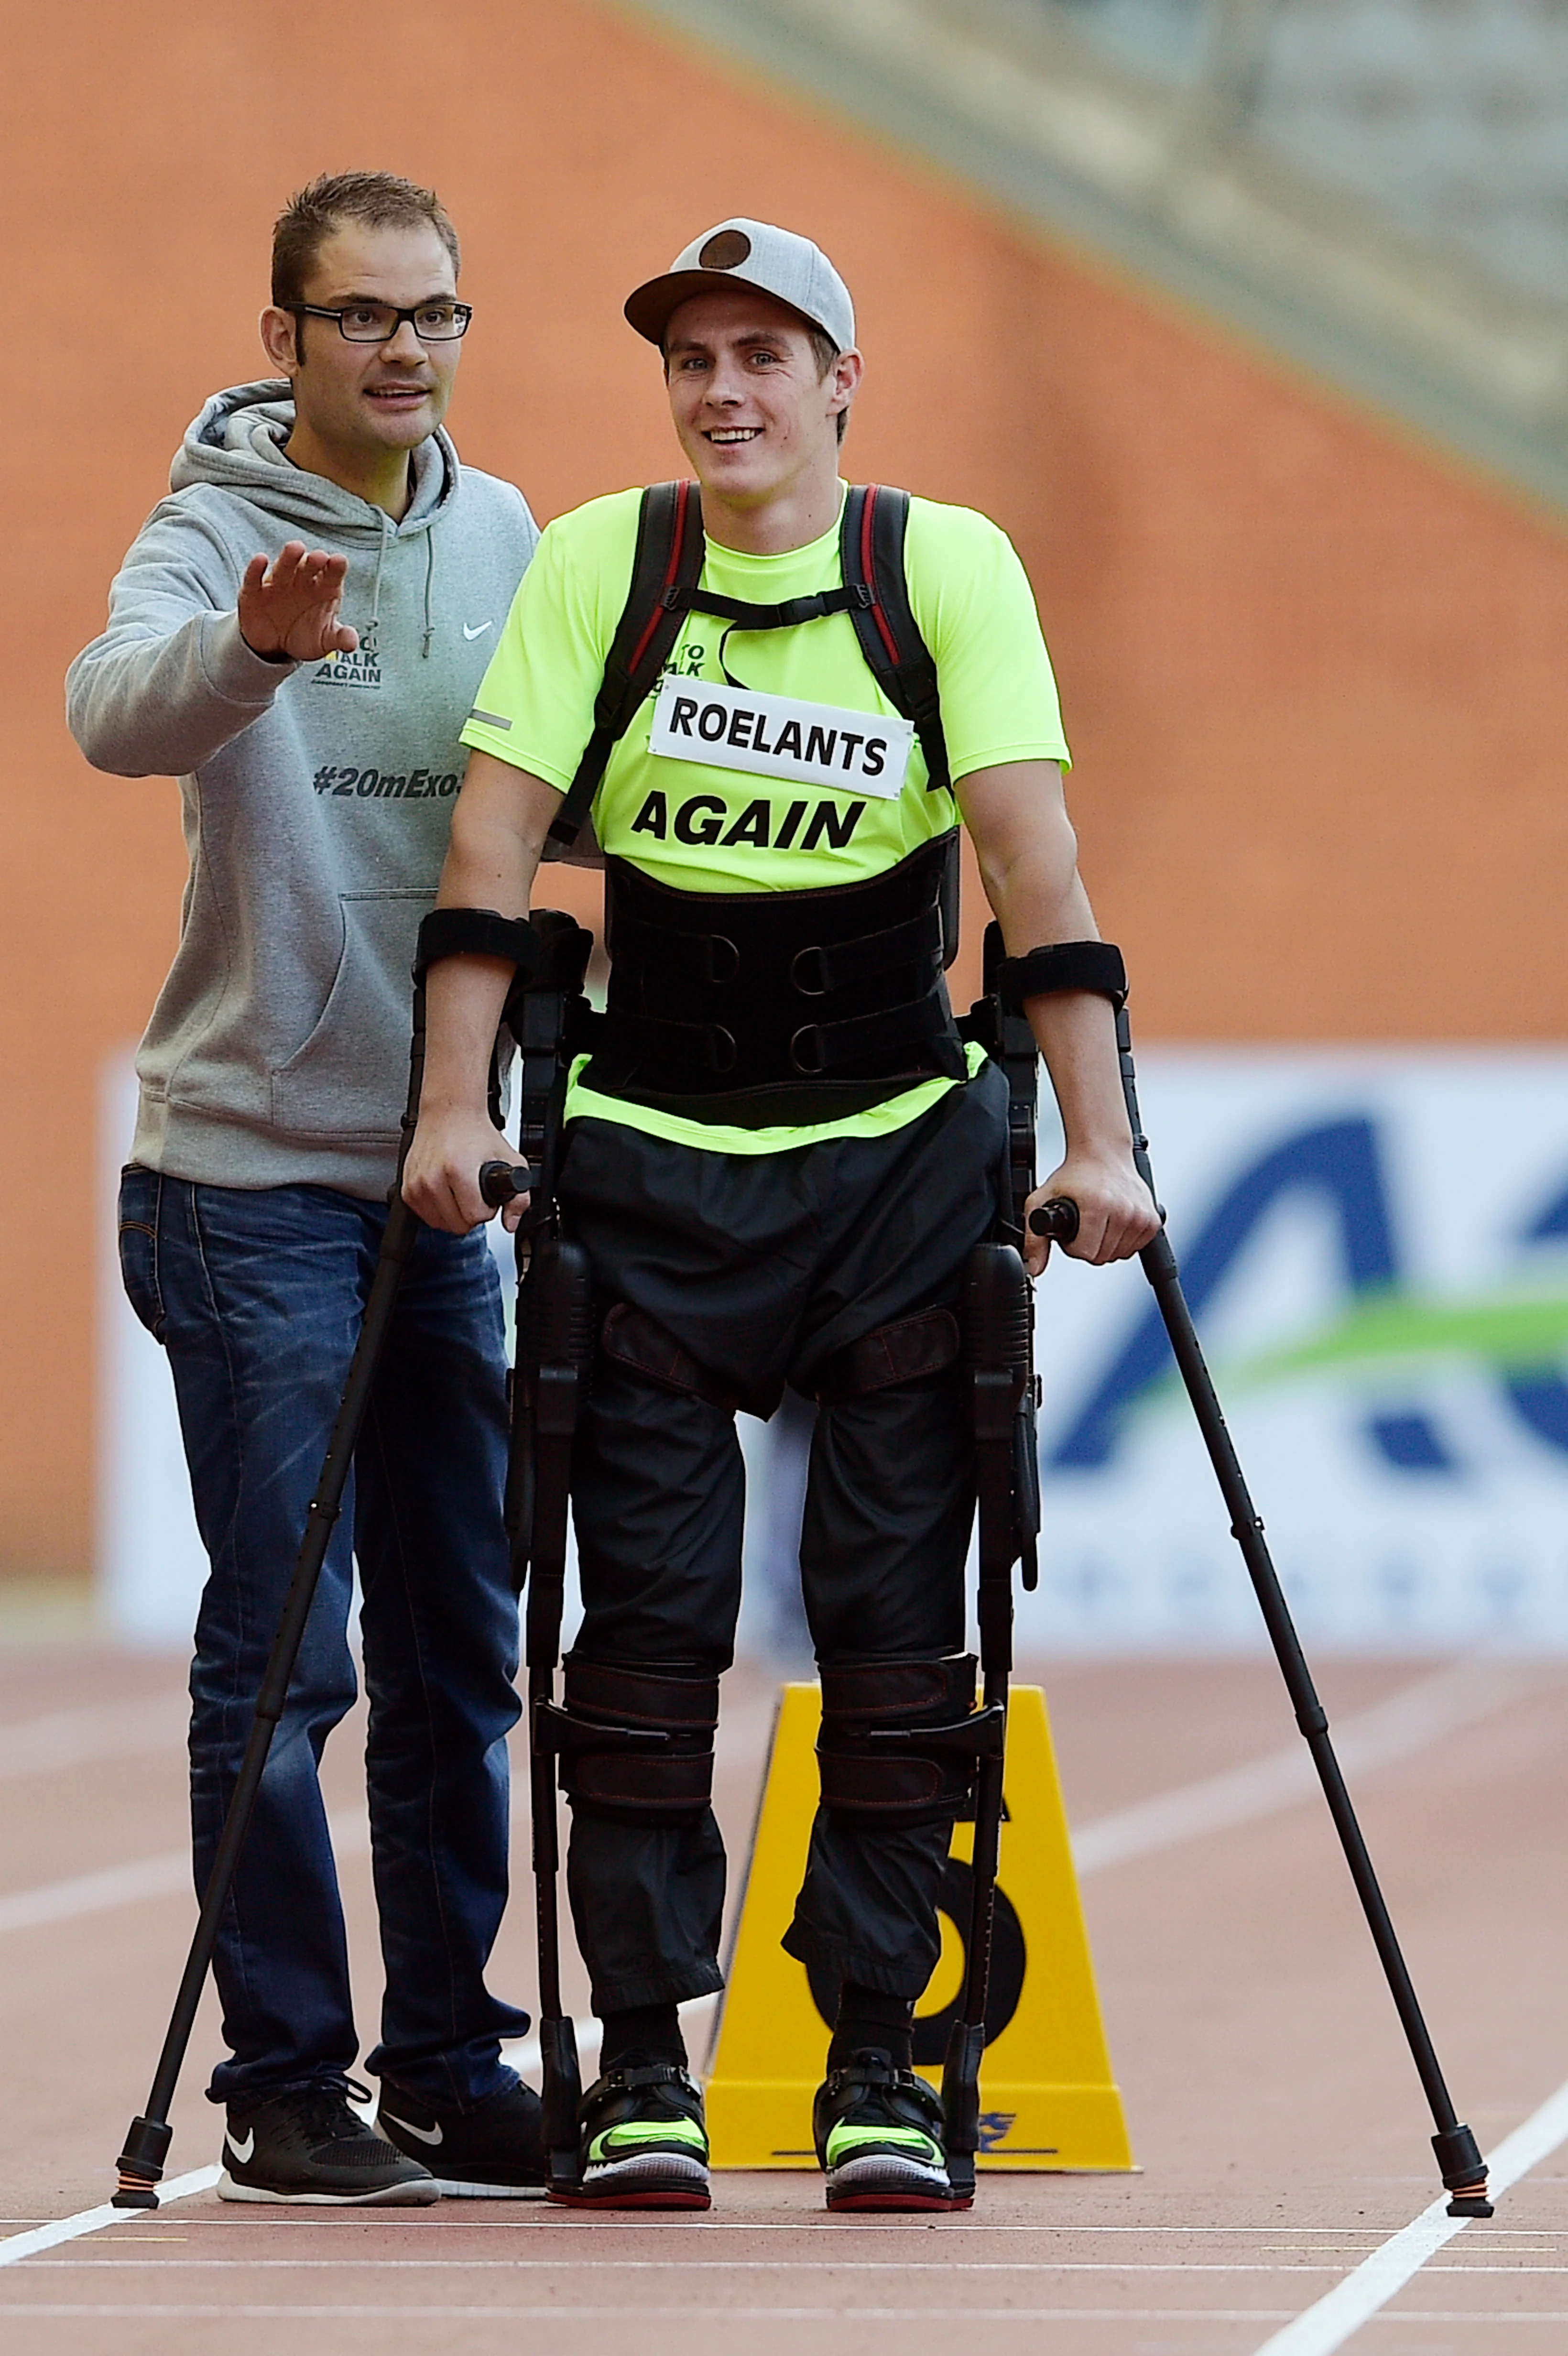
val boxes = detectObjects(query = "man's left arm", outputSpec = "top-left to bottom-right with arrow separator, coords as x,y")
957,759 -> 1161,1274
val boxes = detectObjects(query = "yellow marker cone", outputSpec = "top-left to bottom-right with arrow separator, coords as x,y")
705,1683 -> 1133,2171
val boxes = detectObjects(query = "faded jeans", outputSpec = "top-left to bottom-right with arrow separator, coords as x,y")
118,1168 -> 527,2107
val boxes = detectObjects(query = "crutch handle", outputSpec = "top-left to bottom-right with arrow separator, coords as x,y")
1028,1196 -> 1080,1243
479,1160 -> 535,1207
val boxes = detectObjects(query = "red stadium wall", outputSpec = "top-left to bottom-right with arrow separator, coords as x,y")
3,0 -> 1567,1583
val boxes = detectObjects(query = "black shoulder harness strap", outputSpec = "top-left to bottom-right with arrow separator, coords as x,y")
839,483 -> 951,797
548,480 -> 704,850
547,480 -> 951,851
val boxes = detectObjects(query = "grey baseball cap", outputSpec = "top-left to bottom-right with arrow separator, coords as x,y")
624,218 -> 855,353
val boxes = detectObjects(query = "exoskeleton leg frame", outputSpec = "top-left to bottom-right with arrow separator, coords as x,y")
797,1244 -> 1035,2201
939,1241 -> 1039,2199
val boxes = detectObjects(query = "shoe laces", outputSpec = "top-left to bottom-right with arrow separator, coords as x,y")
292,2076 -> 375,2139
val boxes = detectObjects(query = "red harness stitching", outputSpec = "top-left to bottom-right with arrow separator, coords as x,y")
626,480 -> 692,679
860,482 -> 902,667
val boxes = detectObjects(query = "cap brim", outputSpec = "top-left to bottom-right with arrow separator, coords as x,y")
623,269 -> 822,347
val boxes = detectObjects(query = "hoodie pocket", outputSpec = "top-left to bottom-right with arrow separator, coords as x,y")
270,889 -> 428,1142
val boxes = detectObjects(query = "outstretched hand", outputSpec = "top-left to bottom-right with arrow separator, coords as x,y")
239,542 -> 357,663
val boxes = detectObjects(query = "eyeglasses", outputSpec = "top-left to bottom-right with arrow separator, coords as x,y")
287,301 -> 474,344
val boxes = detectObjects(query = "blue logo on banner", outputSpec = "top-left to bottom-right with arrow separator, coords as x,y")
1048,1118 -> 1455,1473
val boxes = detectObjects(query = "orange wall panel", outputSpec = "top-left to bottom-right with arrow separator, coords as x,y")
2,0 -> 1566,1577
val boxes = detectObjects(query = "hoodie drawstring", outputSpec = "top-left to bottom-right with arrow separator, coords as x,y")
369,516 -> 389,632
421,530 -> 435,660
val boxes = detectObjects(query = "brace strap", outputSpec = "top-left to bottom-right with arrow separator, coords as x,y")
809,1306 -> 959,1409
791,901 -> 943,996
817,1655 -> 1000,1824
414,907 -> 544,984
600,1303 -> 741,1414
552,1659 -> 720,1825
998,939 -> 1126,1013
604,992 -> 958,1084
659,581 -> 868,630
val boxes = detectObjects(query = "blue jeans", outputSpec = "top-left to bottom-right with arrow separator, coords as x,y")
117,1169 -> 527,2108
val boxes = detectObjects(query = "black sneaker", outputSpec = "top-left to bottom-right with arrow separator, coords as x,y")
554,2057 -> 711,2210
377,2072 -> 547,2198
814,2048 -> 970,2212
218,2077 -> 438,2207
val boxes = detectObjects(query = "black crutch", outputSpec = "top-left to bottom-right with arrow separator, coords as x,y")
1029,998 -> 1492,2218
501,1222 -> 596,2196
109,971 -> 443,2207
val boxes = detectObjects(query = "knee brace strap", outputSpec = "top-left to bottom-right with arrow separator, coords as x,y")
816,1654 -> 1002,1825
599,1303 -> 740,1414
554,1659 -> 720,1825
809,1306 -> 960,1408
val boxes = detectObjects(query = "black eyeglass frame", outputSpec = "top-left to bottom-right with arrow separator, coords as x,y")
286,301 -> 474,344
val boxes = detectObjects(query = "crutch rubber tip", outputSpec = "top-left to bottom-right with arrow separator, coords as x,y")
112,2114 -> 172,2207
1433,2124 -> 1492,2216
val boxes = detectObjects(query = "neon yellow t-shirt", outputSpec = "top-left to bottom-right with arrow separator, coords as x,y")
461,484 -> 1069,1150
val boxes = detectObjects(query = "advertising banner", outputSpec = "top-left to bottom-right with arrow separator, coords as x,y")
1030,1049 -> 1568,1650
99,1047 -> 1568,1652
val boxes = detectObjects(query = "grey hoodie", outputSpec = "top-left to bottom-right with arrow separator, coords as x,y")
68,380 -> 538,1196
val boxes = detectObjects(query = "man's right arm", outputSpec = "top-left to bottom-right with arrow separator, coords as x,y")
66,508 -> 355,777
401,750 -> 564,1234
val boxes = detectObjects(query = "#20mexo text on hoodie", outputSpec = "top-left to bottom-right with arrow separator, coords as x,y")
67,378 -> 539,1198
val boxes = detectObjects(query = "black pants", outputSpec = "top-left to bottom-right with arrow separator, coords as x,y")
557,1060 -> 1009,2014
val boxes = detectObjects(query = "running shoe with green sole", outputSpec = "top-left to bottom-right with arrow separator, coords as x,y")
555,2059 -> 711,2210
814,2048 -> 970,2212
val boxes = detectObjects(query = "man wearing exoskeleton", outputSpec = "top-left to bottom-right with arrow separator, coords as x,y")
404,219 -> 1159,2213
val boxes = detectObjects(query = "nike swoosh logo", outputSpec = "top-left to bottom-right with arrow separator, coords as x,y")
381,2110 -> 443,2148
462,621 -> 493,640
225,2128 -> 255,2164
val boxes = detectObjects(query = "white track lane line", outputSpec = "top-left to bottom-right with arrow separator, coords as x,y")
0,1809 -> 369,1936
1250,2073 -> 1568,2355
0,1662 -> 1549,2268
0,2171 -> 220,2268
1,1660 -> 1536,1936
1072,1657 -> 1549,1876
0,1696 -> 185,1782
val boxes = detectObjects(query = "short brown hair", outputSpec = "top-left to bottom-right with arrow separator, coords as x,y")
272,171 -> 459,307
806,326 -> 850,445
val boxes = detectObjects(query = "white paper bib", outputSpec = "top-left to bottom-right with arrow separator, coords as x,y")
649,676 -> 912,800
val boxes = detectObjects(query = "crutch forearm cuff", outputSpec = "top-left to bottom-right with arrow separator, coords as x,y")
414,907 -> 544,984
999,940 -> 1126,1012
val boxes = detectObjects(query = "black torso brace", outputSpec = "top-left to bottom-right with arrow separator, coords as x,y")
581,832 -> 968,1127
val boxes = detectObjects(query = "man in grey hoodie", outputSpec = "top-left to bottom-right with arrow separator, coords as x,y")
69,171 -> 544,2206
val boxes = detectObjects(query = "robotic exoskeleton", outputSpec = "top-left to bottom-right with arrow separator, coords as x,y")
411,889 -> 1125,2203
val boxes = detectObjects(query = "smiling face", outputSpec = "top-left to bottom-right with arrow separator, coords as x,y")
663,287 -> 860,514
261,219 -> 462,467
